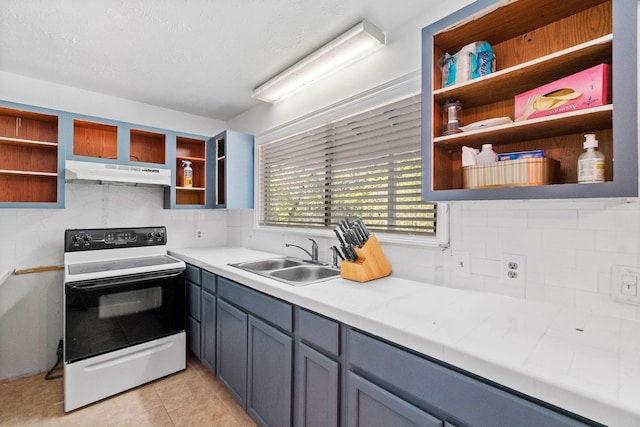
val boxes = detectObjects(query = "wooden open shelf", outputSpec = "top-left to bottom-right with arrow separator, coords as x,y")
0,107 -> 59,204
130,129 -> 165,164
433,35 -> 612,108
175,136 -> 206,205
424,0 -> 621,197
74,119 -> 118,159
434,105 -> 612,149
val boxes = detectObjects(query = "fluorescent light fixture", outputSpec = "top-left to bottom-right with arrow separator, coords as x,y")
252,20 -> 386,103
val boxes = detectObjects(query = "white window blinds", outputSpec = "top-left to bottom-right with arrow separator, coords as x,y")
259,94 -> 436,234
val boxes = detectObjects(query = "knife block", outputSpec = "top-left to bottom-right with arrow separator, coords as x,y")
340,235 -> 391,282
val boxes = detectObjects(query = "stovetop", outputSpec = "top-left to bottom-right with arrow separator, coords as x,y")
63,226 -> 185,283
67,255 -> 181,275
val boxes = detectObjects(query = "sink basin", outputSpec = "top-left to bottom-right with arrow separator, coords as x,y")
229,257 -> 340,286
235,258 -> 304,271
269,265 -> 340,283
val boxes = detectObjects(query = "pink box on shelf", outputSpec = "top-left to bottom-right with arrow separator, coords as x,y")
514,63 -> 611,121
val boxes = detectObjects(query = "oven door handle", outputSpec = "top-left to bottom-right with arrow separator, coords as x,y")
65,268 -> 185,293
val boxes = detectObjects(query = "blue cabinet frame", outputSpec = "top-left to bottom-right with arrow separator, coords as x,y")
421,0 -> 638,200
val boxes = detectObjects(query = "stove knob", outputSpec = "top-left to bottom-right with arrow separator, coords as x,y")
71,235 -> 80,243
83,234 -> 91,242
146,232 -> 154,240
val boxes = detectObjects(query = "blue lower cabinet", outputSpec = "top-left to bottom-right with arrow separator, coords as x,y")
187,315 -> 200,358
247,316 -> 293,427
347,371 -> 443,427
186,272 -> 202,358
348,329 -> 596,427
215,276 -> 294,427
200,290 -> 216,374
186,280 -> 200,321
216,298 -> 248,407
294,342 -> 339,427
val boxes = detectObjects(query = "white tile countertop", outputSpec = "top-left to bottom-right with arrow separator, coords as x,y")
170,247 -> 640,427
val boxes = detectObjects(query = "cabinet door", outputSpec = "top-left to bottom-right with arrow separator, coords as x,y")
347,372 -> 443,427
200,290 -> 216,374
294,342 -> 339,427
0,103 -> 62,208
187,315 -> 201,358
186,280 -> 200,321
247,316 -> 293,427
209,130 -> 254,209
216,298 -> 248,408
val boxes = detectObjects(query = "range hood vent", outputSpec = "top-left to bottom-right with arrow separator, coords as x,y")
65,160 -> 171,187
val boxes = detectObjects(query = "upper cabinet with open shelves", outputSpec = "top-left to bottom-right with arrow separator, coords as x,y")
70,118 -> 167,166
0,105 -> 63,207
421,0 -> 638,200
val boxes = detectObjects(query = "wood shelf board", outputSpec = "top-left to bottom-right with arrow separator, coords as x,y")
0,169 -> 57,177
176,155 -> 205,163
74,119 -> 117,133
177,136 -> 206,145
433,105 -> 612,150
176,186 -> 206,191
0,136 -> 58,149
433,0 -> 609,53
0,107 -> 57,123
130,128 -> 165,139
433,35 -> 612,107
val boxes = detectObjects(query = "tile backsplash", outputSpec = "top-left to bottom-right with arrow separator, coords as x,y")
233,198 -> 640,321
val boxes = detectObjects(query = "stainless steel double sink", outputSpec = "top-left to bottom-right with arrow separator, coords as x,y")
229,257 -> 340,286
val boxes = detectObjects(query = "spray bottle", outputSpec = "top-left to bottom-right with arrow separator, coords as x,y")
182,160 -> 193,188
578,134 -> 605,183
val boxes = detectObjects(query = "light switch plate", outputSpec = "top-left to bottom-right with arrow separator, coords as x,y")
612,265 -> 640,305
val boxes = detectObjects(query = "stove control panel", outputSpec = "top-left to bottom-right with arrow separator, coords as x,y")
64,226 -> 167,252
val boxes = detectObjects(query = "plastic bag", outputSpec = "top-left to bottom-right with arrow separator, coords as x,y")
440,41 -> 495,87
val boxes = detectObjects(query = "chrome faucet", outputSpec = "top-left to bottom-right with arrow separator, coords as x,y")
285,238 -> 319,263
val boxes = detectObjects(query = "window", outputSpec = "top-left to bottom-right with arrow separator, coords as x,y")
258,94 -> 436,235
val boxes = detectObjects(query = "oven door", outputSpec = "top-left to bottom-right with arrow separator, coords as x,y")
64,268 -> 185,364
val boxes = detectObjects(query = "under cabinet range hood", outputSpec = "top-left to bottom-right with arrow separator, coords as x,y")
65,160 -> 171,186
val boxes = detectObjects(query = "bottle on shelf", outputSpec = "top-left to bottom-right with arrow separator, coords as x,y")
182,160 -> 193,188
578,133 -> 605,183
476,143 -> 497,164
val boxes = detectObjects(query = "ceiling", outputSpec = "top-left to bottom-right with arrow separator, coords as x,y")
0,0 -> 439,122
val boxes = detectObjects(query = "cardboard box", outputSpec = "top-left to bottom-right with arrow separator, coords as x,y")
514,64 -> 611,121
497,150 -> 544,161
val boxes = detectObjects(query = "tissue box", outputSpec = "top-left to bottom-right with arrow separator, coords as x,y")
514,64 -> 611,121
497,150 -> 544,161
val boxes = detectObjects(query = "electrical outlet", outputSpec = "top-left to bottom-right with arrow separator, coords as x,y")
194,229 -> 203,240
501,254 -> 526,286
611,265 -> 640,305
452,251 -> 471,278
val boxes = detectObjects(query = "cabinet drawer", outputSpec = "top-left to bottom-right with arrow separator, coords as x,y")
348,329 -> 593,427
202,270 -> 216,294
296,307 -> 340,357
218,276 -> 292,332
347,371 -> 443,427
186,264 -> 201,285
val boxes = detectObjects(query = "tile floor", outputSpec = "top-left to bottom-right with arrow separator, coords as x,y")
0,354 -> 257,426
